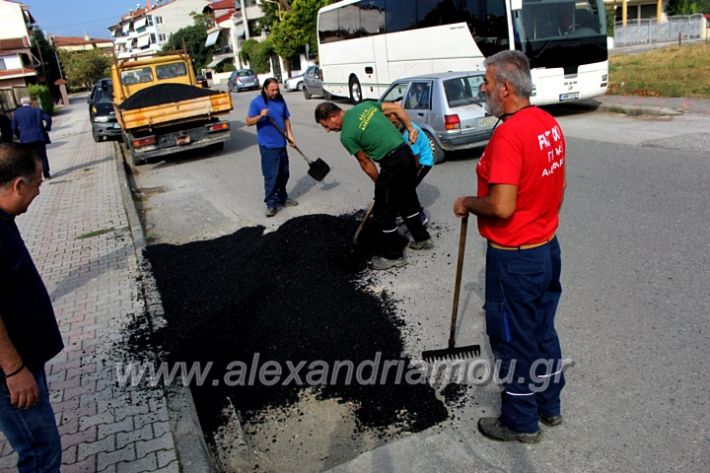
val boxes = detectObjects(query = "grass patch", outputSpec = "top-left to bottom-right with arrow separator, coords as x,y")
608,43 -> 710,98
76,227 -> 115,240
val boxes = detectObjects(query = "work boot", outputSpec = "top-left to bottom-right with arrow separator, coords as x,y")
265,207 -> 278,217
369,256 -> 407,270
280,199 -> 299,207
477,417 -> 543,444
539,414 -> 563,427
408,238 -> 433,250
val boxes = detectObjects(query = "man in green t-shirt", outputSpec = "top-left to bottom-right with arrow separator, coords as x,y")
315,101 -> 433,270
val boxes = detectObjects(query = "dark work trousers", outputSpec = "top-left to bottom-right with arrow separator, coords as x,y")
484,237 -> 566,433
23,142 -> 50,178
259,145 -> 290,209
372,144 -> 430,259
415,164 -> 432,217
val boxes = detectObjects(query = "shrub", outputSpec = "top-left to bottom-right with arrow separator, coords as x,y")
28,84 -> 54,115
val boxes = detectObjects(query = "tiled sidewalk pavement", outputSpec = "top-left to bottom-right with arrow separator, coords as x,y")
0,100 -> 180,472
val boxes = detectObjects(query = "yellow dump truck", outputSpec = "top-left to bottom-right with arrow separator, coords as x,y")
111,52 -> 233,164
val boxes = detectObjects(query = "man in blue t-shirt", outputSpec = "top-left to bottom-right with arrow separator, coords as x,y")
246,78 -> 299,217
0,143 -> 64,471
386,113 -> 433,225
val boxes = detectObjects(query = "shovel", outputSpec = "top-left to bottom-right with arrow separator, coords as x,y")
267,116 -> 330,181
352,201 -> 375,245
422,215 -> 481,363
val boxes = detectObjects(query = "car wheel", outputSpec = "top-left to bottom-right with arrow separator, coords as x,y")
296,81 -> 303,91
349,76 -> 362,104
423,130 -> 445,164
303,86 -> 312,100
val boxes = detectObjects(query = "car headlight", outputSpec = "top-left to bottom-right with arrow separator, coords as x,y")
93,116 -> 111,123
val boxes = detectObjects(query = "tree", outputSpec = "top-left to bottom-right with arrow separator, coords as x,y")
162,13 -> 216,71
666,0 -> 700,15
58,49 -> 112,91
267,0 -> 330,68
31,30 -> 62,98
240,38 -> 274,74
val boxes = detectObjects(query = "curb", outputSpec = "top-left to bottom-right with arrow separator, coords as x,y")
113,142 -> 217,473
596,102 -> 683,117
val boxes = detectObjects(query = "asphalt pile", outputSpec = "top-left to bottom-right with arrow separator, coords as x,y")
118,83 -> 221,110
137,214 -> 448,436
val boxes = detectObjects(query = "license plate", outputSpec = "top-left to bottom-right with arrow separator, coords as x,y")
559,92 -> 579,101
478,116 -> 498,128
176,135 -> 191,145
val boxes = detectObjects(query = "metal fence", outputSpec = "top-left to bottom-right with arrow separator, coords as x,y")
614,14 -> 707,46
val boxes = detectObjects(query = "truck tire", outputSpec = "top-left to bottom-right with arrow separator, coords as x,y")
423,130 -> 445,164
130,147 -> 146,166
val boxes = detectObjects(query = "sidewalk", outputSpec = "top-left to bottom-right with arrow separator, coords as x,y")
0,99 -> 181,472
595,94 -> 710,116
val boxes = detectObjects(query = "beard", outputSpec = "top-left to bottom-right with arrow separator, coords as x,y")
485,88 -> 505,117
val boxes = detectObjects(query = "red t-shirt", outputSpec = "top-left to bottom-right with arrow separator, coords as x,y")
476,106 -> 566,247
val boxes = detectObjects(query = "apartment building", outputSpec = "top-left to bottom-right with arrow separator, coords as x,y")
0,0 -> 39,111
109,0 -> 211,59
204,0 -> 266,70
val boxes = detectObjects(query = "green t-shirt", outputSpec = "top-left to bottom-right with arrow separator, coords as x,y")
340,102 -> 405,162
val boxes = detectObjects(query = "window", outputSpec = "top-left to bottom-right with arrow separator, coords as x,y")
121,67 -> 153,85
444,75 -> 483,107
154,16 -> 163,24
150,34 -> 156,44
386,0 -> 417,32
381,83 -> 409,103
158,33 -> 166,42
0,58 -> 5,71
318,9 -> 340,43
359,0 -> 385,36
404,81 -> 432,109
156,62 -> 187,80
338,4 -> 361,39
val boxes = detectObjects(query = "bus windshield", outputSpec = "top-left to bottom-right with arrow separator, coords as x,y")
513,0 -> 607,71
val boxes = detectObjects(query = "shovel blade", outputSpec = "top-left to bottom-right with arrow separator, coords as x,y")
308,158 -> 330,181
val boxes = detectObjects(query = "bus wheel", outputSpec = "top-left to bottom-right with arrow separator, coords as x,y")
349,76 -> 362,104
424,130 -> 445,164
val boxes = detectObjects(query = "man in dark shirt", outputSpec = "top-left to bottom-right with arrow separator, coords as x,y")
0,143 -> 63,472
11,97 -> 52,179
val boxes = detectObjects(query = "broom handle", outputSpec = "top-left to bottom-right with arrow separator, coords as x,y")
448,215 -> 468,349
267,116 -> 313,165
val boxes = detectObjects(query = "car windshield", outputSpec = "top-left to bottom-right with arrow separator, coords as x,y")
443,76 -> 485,107
237,70 -> 255,77
94,84 -> 113,104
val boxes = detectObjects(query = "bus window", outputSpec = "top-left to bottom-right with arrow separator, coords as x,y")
359,0 -> 386,36
417,0 -> 460,27
386,0 -> 417,32
319,9 -> 340,43
339,3 -> 361,39
464,0 -> 509,56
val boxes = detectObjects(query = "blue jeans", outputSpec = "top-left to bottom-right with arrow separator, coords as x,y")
0,368 -> 61,473
484,237 -> 566,433
259,145 -> 289,209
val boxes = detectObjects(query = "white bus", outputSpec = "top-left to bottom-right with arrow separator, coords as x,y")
317,0 -> 609,105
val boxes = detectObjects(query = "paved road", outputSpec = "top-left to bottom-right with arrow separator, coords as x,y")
132,90 -> 710,473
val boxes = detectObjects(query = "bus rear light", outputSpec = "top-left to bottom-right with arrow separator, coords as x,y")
132,136 -> 156,148
207,122 -> 230,132
444,114 -> 460,130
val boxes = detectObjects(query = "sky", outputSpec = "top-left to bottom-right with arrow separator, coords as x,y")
21,0 -> 143,39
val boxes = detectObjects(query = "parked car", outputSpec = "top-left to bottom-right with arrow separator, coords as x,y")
284,73 -> 304,91
302,65 -> 329,100
88,78 -> 121,143
228,69 -> 259,92
379,71 -> 496,164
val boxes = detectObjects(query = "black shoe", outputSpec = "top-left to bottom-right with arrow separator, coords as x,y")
477,417 -> 542,444
265,207 -> 278,217
539,414 -> 563,427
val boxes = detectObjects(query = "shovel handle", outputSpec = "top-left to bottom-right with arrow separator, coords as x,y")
266,116 -> 313,165
448,215 -> 468,349
353,201 -> 375,245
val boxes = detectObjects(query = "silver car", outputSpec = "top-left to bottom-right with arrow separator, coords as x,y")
380,71 -> 497,163
228,69 -> 259,92
283,73 -> 304,91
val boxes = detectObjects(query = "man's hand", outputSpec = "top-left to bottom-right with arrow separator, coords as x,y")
453,196 -> 472,218
407,127 -> 419,144
286,135 -> 296,148
260,108 -> 269,118
7,368 -> 39,409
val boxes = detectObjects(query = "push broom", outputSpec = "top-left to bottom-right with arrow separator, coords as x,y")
422,215 -> 481,362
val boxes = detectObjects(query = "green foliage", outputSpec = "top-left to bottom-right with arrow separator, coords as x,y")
240,38 -> 273,74
28,84 -> 54,114
605,6 -> 615,35
162,12 -> 216,70
30,30 -> 62,96
58,49 -> 112,91
268,0 -> 330,62
219,62 -> 236,73
666,0 -> 700,15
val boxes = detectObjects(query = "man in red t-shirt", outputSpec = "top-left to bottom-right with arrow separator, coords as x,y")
454,50 -> 567,443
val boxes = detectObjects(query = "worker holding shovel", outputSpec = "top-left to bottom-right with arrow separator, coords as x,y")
315,101 -> 432,270
246,78 -> 299,217
453,50 -> 567,443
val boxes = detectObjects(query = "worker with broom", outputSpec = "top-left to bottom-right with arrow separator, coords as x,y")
315,101 -> 432,270
453,50 -> 567,443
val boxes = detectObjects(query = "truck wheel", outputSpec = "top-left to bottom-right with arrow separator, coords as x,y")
423,130 -> 445,164
303,86 -> 312,100
130,147 -> 146,166
349,76 -> 362,104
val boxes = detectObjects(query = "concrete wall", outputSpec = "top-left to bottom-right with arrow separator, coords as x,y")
0,1 -> 28,40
